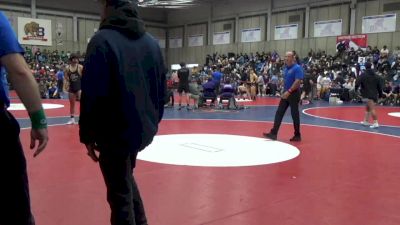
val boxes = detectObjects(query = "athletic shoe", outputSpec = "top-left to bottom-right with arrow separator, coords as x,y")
66,118 -> 75,125
360,121 -> 370,126
370,123 -> 379,129
263,132 -> 277,140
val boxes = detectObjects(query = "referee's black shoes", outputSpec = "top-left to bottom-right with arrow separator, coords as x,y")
263,133 -> 301,142
290,135 -> 302,142
263,132 -> 277,140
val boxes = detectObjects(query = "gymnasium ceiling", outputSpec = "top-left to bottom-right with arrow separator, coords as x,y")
0,0 -> 212,14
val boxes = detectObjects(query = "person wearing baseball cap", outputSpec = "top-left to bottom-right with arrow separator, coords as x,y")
79,0 -> 166,224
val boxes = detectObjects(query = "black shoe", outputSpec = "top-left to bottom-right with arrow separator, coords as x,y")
290,135 -> 301,142
263,132 -> 277,140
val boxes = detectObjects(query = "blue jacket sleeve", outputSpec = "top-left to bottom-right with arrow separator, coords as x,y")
0,12 -> 24,58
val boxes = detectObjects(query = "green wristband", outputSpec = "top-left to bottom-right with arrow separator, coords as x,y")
29,109 -> 48,129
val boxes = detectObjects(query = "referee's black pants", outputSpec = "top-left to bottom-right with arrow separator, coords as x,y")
270,91 -> 301,137
0,103 -> 35,225
99,149 -> 147,225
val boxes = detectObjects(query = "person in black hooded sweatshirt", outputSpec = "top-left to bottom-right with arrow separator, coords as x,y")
79,0 -> 166,224
355,62 -> 383,129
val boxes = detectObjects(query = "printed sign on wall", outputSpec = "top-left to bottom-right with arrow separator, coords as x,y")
314,19 -> 342,37
18,17 -> 52,46
362,14 -> 396,34
188,34 -> 204,47
241,28 -> 261,43
213,31 -> 230,45
274,24 -> 298,40
169,38 -> 183,48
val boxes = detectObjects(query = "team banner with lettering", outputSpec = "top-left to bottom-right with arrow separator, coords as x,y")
213,31 -> 230,45
169,38 -> 183,48
241,28 -> 261,43
314,19 -> 342,37
362,14 -> 396,34
18,17 -> 52,46
188,34 -> 204,47
336,34 -> 368,51
274,24 -> 298,40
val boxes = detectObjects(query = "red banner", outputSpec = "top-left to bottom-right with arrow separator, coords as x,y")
336,34 -> 368,50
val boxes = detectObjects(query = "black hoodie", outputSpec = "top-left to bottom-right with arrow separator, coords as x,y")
355,69 -> 383,100
79,2 -> 166,153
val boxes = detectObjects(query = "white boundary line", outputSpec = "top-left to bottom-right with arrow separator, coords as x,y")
161,118 -> 400,139
21,118 -> 400,139
302,106 -> 400,129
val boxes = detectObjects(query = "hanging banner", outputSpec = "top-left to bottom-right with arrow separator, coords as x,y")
169,38 -> 182,48
213,31 -> 230,45
241,28 -> 261,43
362,14 -> 396,34
158,39 -> 166,49
314,19 -> 342,37
274,24 -> 298,40
18,17 -> 52,46
336,34 -> 368,51
188,34 -> 204,47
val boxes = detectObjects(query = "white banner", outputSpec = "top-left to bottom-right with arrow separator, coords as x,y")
213,31 -> 230,45
274,24 -> 298,40
18,17 -> 52,46
158,39 -> 166,49
169,38 -> 182,48
362,14 -> 397,34
241,28 -> 261,43
188,34 -> 204,47
314,19 -> 342,37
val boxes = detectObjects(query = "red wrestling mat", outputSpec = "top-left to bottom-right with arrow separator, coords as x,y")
20,119 -> 400,225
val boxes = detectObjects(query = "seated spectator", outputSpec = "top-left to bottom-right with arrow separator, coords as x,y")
48,83 -> 60,99
380,81 -> 395,105
320,73 -> 332,100
343,77 -> 356,100
188,78 -> 202,109
219,79 -> 238,109
269,72 -> 280,96
202,77 -> 217,104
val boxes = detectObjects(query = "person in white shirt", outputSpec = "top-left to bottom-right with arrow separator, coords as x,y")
343,77 -> 356,100
320,73 -> 331,99
380,45 -> 389,58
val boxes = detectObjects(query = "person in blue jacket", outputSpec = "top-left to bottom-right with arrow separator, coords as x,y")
0,11 -> 49,225
79,1 -> 166,224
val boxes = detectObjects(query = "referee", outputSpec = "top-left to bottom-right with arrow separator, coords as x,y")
263,51 -> 304,141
